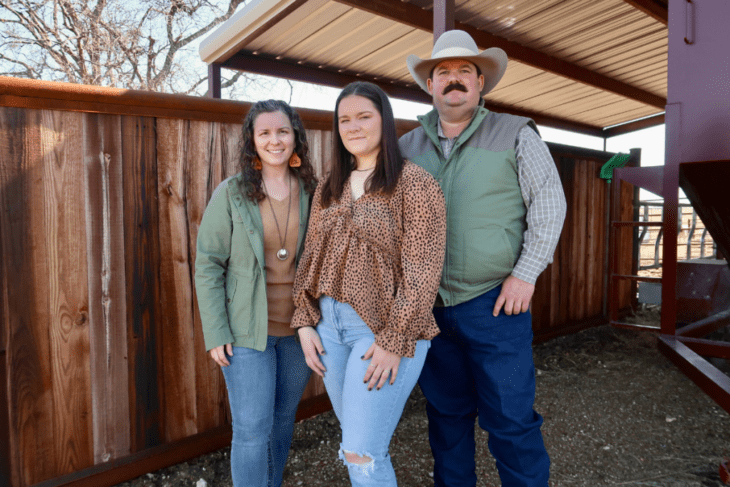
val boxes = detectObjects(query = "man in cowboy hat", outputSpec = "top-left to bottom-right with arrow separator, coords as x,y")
399,30 -> 566,486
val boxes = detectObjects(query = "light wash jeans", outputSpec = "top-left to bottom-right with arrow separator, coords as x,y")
221,335 -> 311,487
317,295 -> 429,487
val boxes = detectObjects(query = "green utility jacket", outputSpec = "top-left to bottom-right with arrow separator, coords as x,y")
194,174 -> 310,352
399,106 -> 533,307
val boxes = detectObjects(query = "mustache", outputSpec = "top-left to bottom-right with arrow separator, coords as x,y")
443,82 -> 468,94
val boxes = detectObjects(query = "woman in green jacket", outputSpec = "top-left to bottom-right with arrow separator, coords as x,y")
195,99 -> 318,487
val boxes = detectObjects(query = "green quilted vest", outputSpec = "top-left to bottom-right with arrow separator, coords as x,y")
399,106 -> 535,306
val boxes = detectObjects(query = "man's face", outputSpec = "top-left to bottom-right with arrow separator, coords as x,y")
427,59 -> 484,114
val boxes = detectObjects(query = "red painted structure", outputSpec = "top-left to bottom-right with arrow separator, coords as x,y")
610,0 -> 730,416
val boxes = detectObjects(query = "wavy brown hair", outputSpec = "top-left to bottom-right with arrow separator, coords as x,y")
238,100 -> 318,202
320,82 -> 405,207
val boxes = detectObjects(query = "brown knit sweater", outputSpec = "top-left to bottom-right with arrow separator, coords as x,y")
260,183 -> 299,337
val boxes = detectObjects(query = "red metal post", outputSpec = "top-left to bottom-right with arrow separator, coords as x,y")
658,336 -> 730,414
208,63 -> 222,99
660,103 -> 681,335
676,309 -> 730,338
433,0 -> 455,44
676,337 -> 730,360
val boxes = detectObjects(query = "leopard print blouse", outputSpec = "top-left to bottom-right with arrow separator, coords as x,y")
291,162 -> 447,357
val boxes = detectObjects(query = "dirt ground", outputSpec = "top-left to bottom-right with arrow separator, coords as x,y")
115,308 -> 730,487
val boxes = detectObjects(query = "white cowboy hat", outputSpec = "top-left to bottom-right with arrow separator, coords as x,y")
407,30 -> 508,97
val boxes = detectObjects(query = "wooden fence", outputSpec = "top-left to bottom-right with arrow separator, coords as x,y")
532,145 -> 636,340
0,77 -> 634,487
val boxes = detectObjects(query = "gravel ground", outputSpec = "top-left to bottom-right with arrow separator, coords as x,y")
115,309 -> 730,487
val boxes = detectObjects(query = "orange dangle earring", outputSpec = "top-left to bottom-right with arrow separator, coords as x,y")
253,156 -> 262,170
289,152 -> 301,167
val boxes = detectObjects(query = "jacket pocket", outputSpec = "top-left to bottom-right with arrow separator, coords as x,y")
459,226 -> 515,285
225,272 -> 253,337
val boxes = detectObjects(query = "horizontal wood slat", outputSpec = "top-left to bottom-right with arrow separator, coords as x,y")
612,221 -> 663,227
611,274 -> 663,283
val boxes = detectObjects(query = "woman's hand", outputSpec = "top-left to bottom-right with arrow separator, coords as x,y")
362,343 -> 402,390
298,326 -> 327,377
210,343 -> 233,367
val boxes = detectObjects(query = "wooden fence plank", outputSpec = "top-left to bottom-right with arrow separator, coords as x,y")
560,157 -> 576,325
300,375 -> 327,405
574,159 -> 589,320
83,113 -> 131,464
532,268 -> 548,332
585,161 -> 601,316
320,131 -> 334,177
0,348 -> 9,487
619,179 -> 635,309
0,114 -> 10,487
187,120 -> 227,433
121,116 -> 163,452
156,119 -> 198,442
548,158 -> 566,331
591,173 -> 610,313
220,123 -> 240,180
549,248 -> 561,329
306,129 -> 324,177
307,128 -> 334,177
41,109 -> 94,475
0,107 -> 56,485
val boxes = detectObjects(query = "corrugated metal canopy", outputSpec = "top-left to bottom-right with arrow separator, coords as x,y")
199,0 -> 668,136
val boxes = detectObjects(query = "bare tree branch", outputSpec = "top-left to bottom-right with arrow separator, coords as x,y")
0,51 -> 38,77
285,79 -> 293,105
0,0 -> 267,95
221,71 -> 244,90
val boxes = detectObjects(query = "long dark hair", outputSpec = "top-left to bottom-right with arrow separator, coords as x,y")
238,99 -> 318,202
320,82 -> 405,207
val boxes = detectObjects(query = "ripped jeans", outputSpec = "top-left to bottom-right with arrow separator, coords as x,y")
317,295 -> 429,486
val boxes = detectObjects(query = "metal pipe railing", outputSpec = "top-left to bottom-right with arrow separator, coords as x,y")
637,200 -> 718,271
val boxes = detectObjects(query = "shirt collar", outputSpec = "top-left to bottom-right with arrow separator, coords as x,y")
436,102 -> 483,140
437,118 -> 447,139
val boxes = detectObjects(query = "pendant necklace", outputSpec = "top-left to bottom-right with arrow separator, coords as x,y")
262,175 -> 292,261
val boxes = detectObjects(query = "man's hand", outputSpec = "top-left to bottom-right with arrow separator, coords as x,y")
493,275 -> 535,317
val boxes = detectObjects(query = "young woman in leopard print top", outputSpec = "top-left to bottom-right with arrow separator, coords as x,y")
292,82 -> 446,486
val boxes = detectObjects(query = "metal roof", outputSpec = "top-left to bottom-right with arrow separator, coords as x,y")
199,0 -> 668,137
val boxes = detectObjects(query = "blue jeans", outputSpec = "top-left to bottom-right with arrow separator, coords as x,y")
221,336 -> 311,487
317,295 -> 429,487
419,286 -> 550,487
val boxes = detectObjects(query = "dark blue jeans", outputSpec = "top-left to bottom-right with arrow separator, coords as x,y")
419,286 -> 550,487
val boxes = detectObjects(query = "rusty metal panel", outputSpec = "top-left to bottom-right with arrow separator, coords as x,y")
676,259 -> 730,324
680,161 -> 730,265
